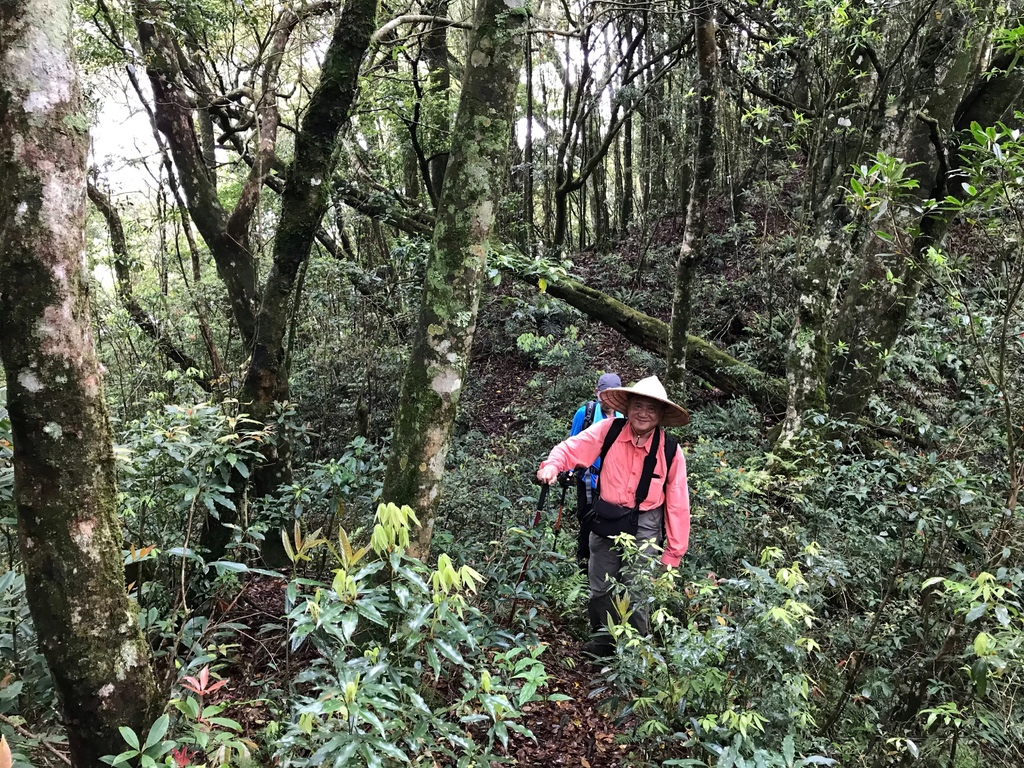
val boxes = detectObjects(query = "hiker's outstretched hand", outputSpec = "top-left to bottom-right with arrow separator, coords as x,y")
536,465 -> 559,485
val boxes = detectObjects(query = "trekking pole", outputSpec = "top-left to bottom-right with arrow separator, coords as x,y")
506,481 -> 550,627
506,471 -> 580,626
552,469 -> 576,535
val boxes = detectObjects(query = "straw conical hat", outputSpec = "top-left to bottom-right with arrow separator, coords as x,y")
598,375 -> 689,427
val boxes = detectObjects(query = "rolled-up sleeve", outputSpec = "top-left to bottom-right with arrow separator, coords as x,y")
661,449 -> 690,567
540,418 -> 611,475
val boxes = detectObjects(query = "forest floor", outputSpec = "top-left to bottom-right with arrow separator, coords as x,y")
213,575 -> 645,768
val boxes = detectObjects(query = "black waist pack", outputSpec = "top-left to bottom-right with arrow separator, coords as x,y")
590,497 -> 639,537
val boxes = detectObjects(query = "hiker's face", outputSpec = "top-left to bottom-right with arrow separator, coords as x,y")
627,396 -> 664,435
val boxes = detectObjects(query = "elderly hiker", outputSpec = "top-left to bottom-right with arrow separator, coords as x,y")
537,376 -> 691,656
569,372 -> 622,571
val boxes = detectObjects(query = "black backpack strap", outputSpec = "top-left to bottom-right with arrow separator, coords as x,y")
661,434 -> 678,538
632,428 -> 662,511
664,435 -> 678,476
596,420 -> 664,511
598,418 -> 626,463
582,400 -> 597,430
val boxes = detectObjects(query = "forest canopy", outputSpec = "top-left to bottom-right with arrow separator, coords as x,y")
1,0 -> 1024,765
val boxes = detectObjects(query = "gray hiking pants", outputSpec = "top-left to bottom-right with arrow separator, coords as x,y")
587,506 -> 663,637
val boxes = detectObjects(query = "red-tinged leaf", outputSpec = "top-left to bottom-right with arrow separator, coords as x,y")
197,666 -> 210,690
206,678 -> 228,694
181,676 -> 202,695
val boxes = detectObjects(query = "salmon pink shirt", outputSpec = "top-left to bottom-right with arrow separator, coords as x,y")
540,418 -> 691,567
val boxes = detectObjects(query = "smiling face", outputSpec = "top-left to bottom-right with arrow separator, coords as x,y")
626,395 -> 665,438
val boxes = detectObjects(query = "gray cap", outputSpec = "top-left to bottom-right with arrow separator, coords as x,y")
596,372 -> 621,393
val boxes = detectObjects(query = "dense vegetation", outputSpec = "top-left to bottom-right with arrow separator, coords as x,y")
1,0 -> 1024,765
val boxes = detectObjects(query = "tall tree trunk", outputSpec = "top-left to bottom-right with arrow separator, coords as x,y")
778,33 -> 883,442
620,111 -> 634,231
524,27 -> 535,248
240,0 -> 379,500
0,3 -> 163,763
666,0 -> 717,393
382,0 -> 527,558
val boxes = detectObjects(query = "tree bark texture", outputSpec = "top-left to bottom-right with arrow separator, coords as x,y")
667,0 -> 717,395
779,35 -> 881,441
133,0 -> 261,344
382,0 -> 527,557
241,0 -> 379,497
827,7 -> 1023,418
0,3 -> 163,763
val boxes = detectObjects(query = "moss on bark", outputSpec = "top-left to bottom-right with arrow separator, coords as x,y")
382,0 -> 528,557
0,3 -> 162,763
542,277 -> 787,414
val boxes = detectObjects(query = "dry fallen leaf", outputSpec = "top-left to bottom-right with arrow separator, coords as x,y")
581,758 -> 591,768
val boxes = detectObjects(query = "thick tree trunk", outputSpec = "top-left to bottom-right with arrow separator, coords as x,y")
0,4 -> 163,763
778,34 -> 882,441
382,0 -> 527,558
666,0 -> 717,394
133,0 -> 261,343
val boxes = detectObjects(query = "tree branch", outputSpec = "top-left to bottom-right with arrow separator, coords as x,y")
87,181 -> 212,391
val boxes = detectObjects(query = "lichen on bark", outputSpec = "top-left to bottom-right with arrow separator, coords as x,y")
0,1 -> 162,763
382,0 -> 527,558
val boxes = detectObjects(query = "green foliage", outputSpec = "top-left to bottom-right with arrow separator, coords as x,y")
115,400 -> 269,599
594,534 -> 831,766
274,503 -> 558,767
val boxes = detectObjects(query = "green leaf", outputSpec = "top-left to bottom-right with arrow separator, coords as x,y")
331,742 -> 359,767
206,717 -> 242,731
494,720 -> 508,748
518,683 -> 538,707
966,602 -> 987,623
143,715 -> 169,750
341,612 -> 358,642
371,739 -> 409,762
118,727 -> 140,751
783,734 -> 795,767
433,638 -> 466,666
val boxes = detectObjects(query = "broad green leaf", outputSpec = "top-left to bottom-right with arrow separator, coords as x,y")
118,727 -> 140,751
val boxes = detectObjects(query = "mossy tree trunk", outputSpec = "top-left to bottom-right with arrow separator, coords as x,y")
240,0 -> 379,509
0,2 -> 163,763
382,0 -> 527,558
778,35 -> 881,443
827,7 -> 1023,419
540,276 -> 787,414
666,0 -> 717,397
